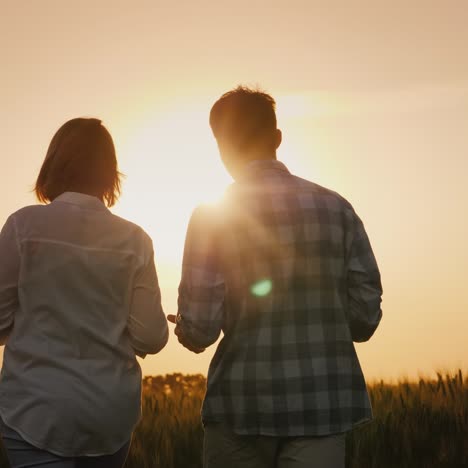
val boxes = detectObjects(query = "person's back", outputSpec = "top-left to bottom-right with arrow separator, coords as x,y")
170,86 -> 382,468
1,195 -> 156,454
200,160 -> 381,436
0,118 -> 168,467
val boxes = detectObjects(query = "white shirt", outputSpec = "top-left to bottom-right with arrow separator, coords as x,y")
0,192 -> 168,456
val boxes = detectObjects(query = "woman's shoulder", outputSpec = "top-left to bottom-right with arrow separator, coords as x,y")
6,204 -> 48,224
107,213 -> 153,248
107,212 -> 148,235
11,203 -> 46,215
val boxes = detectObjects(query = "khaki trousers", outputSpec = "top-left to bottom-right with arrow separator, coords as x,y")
204,423 -> 346,468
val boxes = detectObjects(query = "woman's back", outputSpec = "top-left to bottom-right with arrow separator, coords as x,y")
0,192 -> 160,456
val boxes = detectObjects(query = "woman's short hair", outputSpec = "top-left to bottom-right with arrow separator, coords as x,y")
35,118 -> 122,207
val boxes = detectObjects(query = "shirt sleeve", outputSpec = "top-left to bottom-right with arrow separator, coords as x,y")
345,206 -> 383,342
127,237 -> 168,358
0,215 -> 20,345
177,206 -> 225,349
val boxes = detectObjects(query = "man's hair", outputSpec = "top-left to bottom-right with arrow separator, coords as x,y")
35,118 -> 122,207
209,86 -> 277,152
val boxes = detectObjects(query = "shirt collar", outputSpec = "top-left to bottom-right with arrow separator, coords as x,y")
53,192 -> 108,212
237,159 -> 290,182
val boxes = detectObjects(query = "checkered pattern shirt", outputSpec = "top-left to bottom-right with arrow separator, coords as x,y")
177,159 -> 382,436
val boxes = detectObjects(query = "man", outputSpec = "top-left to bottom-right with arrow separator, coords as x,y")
168,86 -> 382,468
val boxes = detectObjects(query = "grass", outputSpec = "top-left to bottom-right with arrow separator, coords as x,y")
126,374 -> 205,468
1,371 -> 466,467
346,370 -> 468,468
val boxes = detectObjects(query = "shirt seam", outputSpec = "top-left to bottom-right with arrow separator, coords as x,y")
53,200 -> 108,213
11,215 -> 21,256
19,238 -> 145,260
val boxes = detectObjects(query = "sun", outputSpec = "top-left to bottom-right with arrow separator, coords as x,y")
109,93 -> 320,267
113,103 -> 231,266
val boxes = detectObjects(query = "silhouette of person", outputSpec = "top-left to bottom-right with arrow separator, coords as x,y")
0,118 -> 168,468
168,86 -> 382,468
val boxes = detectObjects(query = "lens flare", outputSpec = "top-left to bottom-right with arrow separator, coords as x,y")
250,279 -> 273,297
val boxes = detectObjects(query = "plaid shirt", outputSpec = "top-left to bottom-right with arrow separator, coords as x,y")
177,160 -> 382,436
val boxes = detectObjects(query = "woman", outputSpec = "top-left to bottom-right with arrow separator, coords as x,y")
0,118 -> 168,467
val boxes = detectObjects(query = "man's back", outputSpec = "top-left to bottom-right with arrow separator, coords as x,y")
194,160 -> 382,436
173,86 -> 383,467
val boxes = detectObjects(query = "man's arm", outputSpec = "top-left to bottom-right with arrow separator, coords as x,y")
0,216 -> 20,345
127,239 -> 168,357
345,207 -> 383,342
171,206 -> 225,352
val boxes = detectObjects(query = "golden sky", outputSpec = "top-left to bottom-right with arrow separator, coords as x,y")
1,0 -> 467,380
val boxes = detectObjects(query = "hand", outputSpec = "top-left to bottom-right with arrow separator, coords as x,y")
167,314 -> 206,354
166,314 -> 177,325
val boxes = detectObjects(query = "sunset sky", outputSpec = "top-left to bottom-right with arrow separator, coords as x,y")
1,1 -> 467,381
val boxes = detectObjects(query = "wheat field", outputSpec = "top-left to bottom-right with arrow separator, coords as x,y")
0,371 -> 466,467
122,371 -> 468,468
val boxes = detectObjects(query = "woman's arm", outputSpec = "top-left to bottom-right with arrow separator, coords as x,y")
127,241 -> 168,358
0,216 -> 20,345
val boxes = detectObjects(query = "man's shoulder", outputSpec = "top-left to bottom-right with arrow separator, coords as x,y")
187,202 -> 226,235
225,171 -> 356,216
190,202 -> 223,221
290,174 -> 354,211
